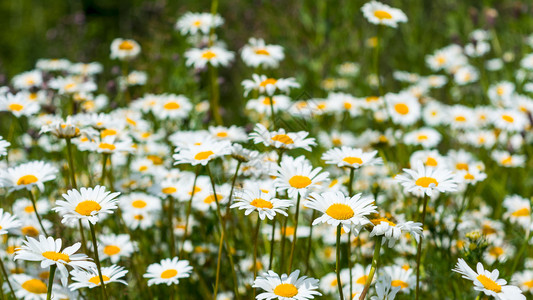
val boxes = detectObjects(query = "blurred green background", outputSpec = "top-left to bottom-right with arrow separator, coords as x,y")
0,0 -> 532,116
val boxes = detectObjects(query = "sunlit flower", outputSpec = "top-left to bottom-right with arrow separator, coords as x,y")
403,127 -> 441,148
491,150 -> 525,168
53,186 -> 120,225
369,214 -> 422,247
322,146 -> 382,169
175,12 -> 223,35
231,188 -> 292,220
110,38 -> 141,60
395,161 -> 457,197
385,92 -> 421,126
144,257 -> 193,286
272,156 -> 329,198
382,265 -> 416,293
12,70 -> 42,90
249,124 -> 316,151
0,208 -> 21,235
12,274 -> 51,300
98,234 -> 135,263
185,46 -> 234,68
0,161 -> 57,191
241,38 -> 284,68
361,1 -> 408,28
242,74 -> 300,96
0,136 -> 11,157
173,138 -> 231,166
69,265 -> 128,290
503,195 -> 531,229
0,92 -> 40,117
253,270 -> 321,300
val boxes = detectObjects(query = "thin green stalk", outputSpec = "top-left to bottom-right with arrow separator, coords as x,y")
180,166 -> 200,256
269,97 -> 277,130
208,65 -> 223,125
46,264 -> 56,300
0,257 -> 16,299
415,194 -> 429,300
268,218 -> 277,270
100,154 -> 109,186
252,214 -> 262,299
347,168 -> 355,297
206,165 -> 240,300
335,225 -> 344,300
304,210 -> 317,273
359,237 -> 383,300
279,216 -> 288,273
27,189 -> 48,237
287,194 -> 302,273
375,25 -> 383,96
89,223 -> 109,300
168,196 -> 176,257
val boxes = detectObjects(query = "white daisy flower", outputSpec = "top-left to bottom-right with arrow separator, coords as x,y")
409,150 -> 445,168
394,161 -> 458,197
208,125 -> 248,142
12,70 -> 42,90
53,186 -> 120,225
321,146 -> 382,169
40,116 -> 84,139
369,215 -> 422,247
173,138 -> 231,166
249,124 -> 316,151
110,38 -> 141,60
491,150 -> 525,168
11,274 -> 50,300
48,76 -> 97,95
0,92 -> 40,117
384,92 -> 421,126
231,188 -> 293,220
242,74 -> 300,96
253,270 -> 322,300
452,258 -> 525,300
184,46 -> 234,68
0,161 -> 57,192
272,156 -> 329,199
246,95 -> 292,115
241,38 -> 285,68
382,265 -> 416,293
370,274 -> 401,300
0,208 -> 22,235
68,62 -> 103,76
69,264 -> 128,290
0,136 -> 10,157
175,12 -> 223,35
151,94 -> 193,120
503,195 -> 531,229
305,191 -> 376,233
492,109 -> 528,132
144,257 -> 193,286
512,270 -> 533,293
14,235 -> 95,286
361,1 -> 408,28
454,65 -> 479,85
36,58 -> 71,71
98,234 -> 135,264
403,127 -> 442,148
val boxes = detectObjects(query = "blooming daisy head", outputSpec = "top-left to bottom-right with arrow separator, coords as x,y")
241,38 -> 285,68
272,156 -> 329,198
361,1 -> 408,28
53,186 -> 120,225
385,92 -> 421,126
0,136 -> 10,157
0,92 -> 40,117
0,161 -> 57,192
242,74 -> 300,96
173,138 -> 231,166
452,258 -> 525,299
249,124 -> 316,152
231,188 -> 293,220
144,257 -> 193,286
305,191 -> 377,233
110,38 -> 141,60
368,214 -> 422,247
12,274 -> 51,299
253,270 -> 322,300
321,146 -> 382,169
395,161 -> 458,197
0,208 -> 22,235
69,264 -> 128,290
184,46 -> 235,69
175,12 -> 223,35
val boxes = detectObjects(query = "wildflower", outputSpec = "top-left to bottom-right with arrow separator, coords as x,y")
0,161 -> 57,192
272,156 -> 329,198
0,92 -> 40,117
173,138 -> 231,166
370,274 -> 401,300
69,265 -> 128,290
175,12 -> 223,35
491,150 -> 525,168
242,74 -> 300,96
385,92 -> 421,126
11,274 -> 50,299
241,38 -> 284,68
361,1 -> 408,28
0,136 -> 10,157
53,186 -> 120,225
403,128 -> 442,148
246,95 -> 292,114
305,191 -> 376,233
452,258 -> 525,300
252,270 -> 322,300
144,257 -> 193,286
231,189 -> 292,220
110,38 -> 141,60
0,208 -> 21,235
98,234 -> 135,263
382,265 -> 416,293
395,161 -> 457,197
12,70 -> 42,90
249,124 -> 316,151
151,94 -> 193,120
184,46 -> 235,68
322,146 -> 382,169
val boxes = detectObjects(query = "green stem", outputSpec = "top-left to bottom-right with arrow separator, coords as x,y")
304,210 -> 317,273
100,154 -> 109,186
168,196 -> 176,257
208,65 -> 223,125
27,189 -> 48,237
180,166 -> 200,256
375,25 -> 383,96
252,214 -> 261,299
0,257 -> 16,299
359,237 -> 383,300
46,264 -> 56,300
269,97 -> 277,130
415,194 -> 429,300
347,168 -> 355,297
268,218 -> 277,270
336,225 -> 344,300
89,223 -> 109,300
287,194 -> 302,273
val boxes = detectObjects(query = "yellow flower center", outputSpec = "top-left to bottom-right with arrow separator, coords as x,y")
132,200 -> 147,208
343,157 -> 363,165
415,177 -> 438,188
161,269 -> 178,279
374,10 -> 393,20
8,103 -> 24,112
496,87 -> 505,96
164,102 -> 181,110
489,246 -> 504,257
194,150 -> 214,160
326,203 -> 355,220
98,143 -> 116,151
118,40 -> 135,50
21,279 -> 47,294
273,283 -> 298,297
464,173 -> 475,180
139,166 -> 148,172
456,163 -> 469,171
260,78 -> 278,87
524,280 -> 533,288
17,175 -> 38,185
134,214 -> 144,220
103,245 -> 121,256
288,175 -> 312,189
216,131 -> 228,137
476,275 -> 502,293
455,116 -> 466,122
366,96 -> 379,103
255,49 -> 270,55
330,278 -> 338,286
282,226 -> 295,236
356,275 -> 368,285
512,207 -> 530,217
162,187 -> 177,194
370,217 -> 396,226
417,134 -> 428,141
501,115 -> 514,123
250,198 -> 273,209
501,156 -> 513,165
394,103 -> 409,115
88,275 -> 110,285
21,226 -> 39,236
75,200 -> 102,216
262,97 -> 275,105
391,280 -> 409,289
271,134 -> 294,145
100,129 -> 117,138
42,251 -> 70,262
425,157 -> 438,167
329,179 -> 339,188
193,20 -> 202,27
147,155 -> 164,165
203,194 -> 221,204
201,50 -> 217,59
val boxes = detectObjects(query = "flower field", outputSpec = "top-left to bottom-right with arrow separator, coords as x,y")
1,0 -> 533,299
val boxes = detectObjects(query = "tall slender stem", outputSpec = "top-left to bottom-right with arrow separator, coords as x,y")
252,214 -> 262,299
335,225 -> 345,300
268,218 -> 277,270
100,154 -> 109,186
46,264 -> 56,300
304,210 -> 317,273
168,196 -> 176,257
269,97 -> 277,130
0,257 -> 16,299
180,166 -> 200,256
359,237 -> 383,300
347,168 -> 355,297
415,194 -> 429,300
279,216 -> 288,273
287,194 -> 302,273
206,165 -> 240,300
27,189 -> 48,237
89,223 -> 109,300
374,25 -> 383,96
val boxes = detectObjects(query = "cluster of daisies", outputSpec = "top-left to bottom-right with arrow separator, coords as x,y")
0,1 -> 532,300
